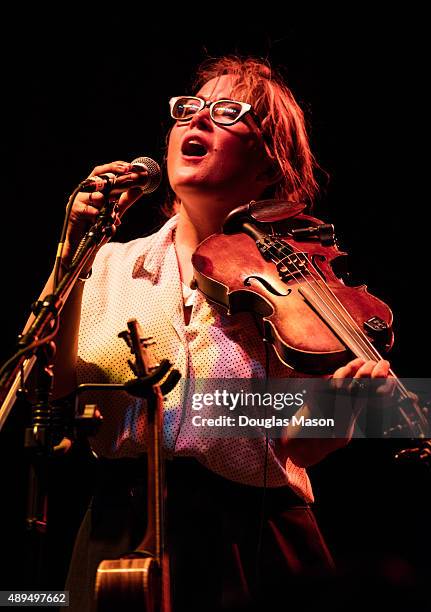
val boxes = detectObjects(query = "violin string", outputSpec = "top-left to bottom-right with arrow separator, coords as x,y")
268,241 -> 428,432
266,238 -> 426,425
276,242 -> 413,397
271,239 -> 429,432
269,239 -> 383,360
292,251 -> 415,403
255,226 -> 427,433
299,265 -> 417,408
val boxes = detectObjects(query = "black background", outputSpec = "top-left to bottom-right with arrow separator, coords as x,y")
0,11 -> 430,609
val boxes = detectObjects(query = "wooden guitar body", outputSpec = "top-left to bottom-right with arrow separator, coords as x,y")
95,555 -> 160,612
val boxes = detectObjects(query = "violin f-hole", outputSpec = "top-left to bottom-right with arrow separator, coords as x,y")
310,254 -> 327,282
244,275 -> 291,297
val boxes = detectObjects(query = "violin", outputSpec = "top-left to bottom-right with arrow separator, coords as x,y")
191,199 -> 429,439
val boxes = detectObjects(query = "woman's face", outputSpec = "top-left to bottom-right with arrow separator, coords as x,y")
167,74 -> 270,212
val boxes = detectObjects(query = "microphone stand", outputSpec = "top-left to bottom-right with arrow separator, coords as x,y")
0,189 -> 118,585
0,191 -> 117,425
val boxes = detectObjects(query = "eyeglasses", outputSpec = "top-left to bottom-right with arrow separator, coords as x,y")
169,96 -> 260,127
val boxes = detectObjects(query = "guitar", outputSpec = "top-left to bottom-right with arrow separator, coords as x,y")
94,319 -> 179,612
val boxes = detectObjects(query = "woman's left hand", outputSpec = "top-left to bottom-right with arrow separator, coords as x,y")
331,357 -> 394,397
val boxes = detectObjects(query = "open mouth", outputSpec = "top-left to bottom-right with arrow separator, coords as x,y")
181,139 -> 208,157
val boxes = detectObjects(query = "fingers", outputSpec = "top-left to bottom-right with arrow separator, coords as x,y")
79,160 -> 146,218
355,359 -> 390,380
70,191 -> 105,226
64,159 -> 148,259
333,358 -> 390,380
86,160 -> 132,178
354,359 -> 394,396
59,159 -> 146,273
82,191 -> 105,213
72,159 -> 144,219
115,186 -> 145,218
332,357 -> 366,381
331,358 -> 393,396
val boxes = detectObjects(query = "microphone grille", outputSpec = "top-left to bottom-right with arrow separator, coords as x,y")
131,156 -> 162,194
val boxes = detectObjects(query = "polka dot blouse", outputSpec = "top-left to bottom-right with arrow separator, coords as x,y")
77,214 -> 314,502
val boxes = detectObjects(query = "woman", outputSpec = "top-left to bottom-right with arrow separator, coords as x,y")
51,56 -> 390,611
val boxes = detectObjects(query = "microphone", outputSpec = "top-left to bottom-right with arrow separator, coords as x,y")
79,156 -> 161,194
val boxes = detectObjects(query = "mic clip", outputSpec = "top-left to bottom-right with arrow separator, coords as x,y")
78,173 -> 117,194
290,224 -> 335,246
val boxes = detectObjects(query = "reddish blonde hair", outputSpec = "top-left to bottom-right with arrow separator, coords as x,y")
164,55 -> 321,214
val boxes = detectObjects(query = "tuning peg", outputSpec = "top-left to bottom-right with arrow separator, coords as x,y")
140,337 -> 156,348
118,330 -> 132,349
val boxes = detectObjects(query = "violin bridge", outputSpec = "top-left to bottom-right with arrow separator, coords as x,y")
276,253 -> 308,282
255,236 -> 309,282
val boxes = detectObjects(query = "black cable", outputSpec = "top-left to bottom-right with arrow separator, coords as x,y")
252,313 -> 270,592
0,317 -> 60,385
53,186 -> 82,289
0,183 -> 80,386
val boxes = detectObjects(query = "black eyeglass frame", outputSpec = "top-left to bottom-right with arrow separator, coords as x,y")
169,96 -> 262,128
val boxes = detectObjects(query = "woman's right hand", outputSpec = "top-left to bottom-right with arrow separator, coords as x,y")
62,160 -> 147,269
